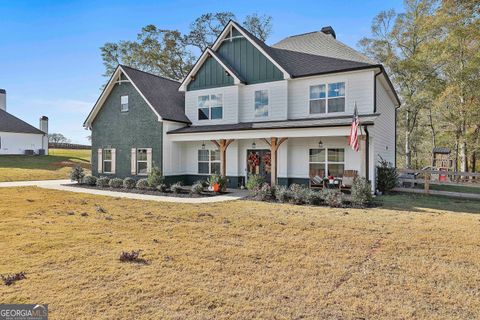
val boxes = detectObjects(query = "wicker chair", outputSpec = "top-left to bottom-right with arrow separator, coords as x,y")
309,170 -> 325,189
340,170 -> 358,191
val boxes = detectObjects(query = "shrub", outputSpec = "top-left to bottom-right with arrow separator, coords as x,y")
289,184 -> 308,205
84,175 -> 97,186
253,183 -> 272,201
136,178 -> 149,190
70,165 -> 85,184
123,177 -> 136,189
246,174 -> 264,191
273,185 -> 290,203
147,165 -> 164,187
156,184 -> 168,192
171,182 -> 183,194
351,177 -> 373,207
191,181 -> 204,194
376,157 -> 398,193
322,189 -> 344,207
109,178 -> 123,188
209,174 -> 228,192
306,189 -> 323,206
96,177 -> 110,188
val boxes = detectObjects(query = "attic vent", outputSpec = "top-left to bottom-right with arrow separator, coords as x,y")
321,26 -> 336,39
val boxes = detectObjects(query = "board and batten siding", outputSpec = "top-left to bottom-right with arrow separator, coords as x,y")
187,56 -> 234,91
185,86 -> 239,126
372,78 -> 396,167
91,80 -> 163,178
287,70 -> 375,119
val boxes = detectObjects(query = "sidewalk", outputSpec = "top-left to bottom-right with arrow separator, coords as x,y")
0,179 -> 248,203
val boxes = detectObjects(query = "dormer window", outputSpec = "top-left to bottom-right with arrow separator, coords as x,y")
121,95 -> 129,112
198,94 -> 223,120
309,82 -> 345,114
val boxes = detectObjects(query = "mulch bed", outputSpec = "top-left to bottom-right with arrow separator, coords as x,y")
64,184 -> 229,198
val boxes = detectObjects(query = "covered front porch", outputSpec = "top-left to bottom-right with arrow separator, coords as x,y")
165,123 -> 375,189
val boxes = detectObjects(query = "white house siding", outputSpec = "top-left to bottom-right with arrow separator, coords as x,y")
0,132 -> 47,155
372,78 -> 396,167
285,137 -> 362,179
287,70 -> 375,119
185,86 -> 239,126
238,80 -> 288,122
162,121 -> 188,175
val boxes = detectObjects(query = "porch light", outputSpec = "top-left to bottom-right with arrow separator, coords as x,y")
252,141 -> 256,149
318,140 -> 324,148
201,141 -> 206,150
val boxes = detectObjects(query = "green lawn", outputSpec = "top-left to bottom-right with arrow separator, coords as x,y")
0,148 -> 91,182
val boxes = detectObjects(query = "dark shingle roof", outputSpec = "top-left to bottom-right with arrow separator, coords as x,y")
0,109 -> 45,134
433,147 -> 451,154
168,114 -> 378,134
121,66 -> 191,124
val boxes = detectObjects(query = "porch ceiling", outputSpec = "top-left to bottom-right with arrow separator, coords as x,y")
167,114 -> 377,141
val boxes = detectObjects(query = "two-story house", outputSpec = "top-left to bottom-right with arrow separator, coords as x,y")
84,20 -> 399,191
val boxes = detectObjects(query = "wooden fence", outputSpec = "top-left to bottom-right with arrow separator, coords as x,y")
395,168 -> 480,199
49,143 -> 91,150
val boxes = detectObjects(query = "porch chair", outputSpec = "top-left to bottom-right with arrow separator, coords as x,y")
340,170 -> 358,191
309,170 -> 325,189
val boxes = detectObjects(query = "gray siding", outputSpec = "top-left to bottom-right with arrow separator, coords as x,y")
91,81 -> 163,178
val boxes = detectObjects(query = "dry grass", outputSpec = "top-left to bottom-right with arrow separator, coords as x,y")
0,187 -> 479,319
0,149 -> 90,182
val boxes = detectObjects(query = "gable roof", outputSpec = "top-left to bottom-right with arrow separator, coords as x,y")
121,66 -> 190,123
179,47 -> 245,91
272,30 -> 375,64
0,109 -> 45,135
84,65 -> 190,128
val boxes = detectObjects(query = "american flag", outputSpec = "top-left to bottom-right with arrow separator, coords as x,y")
349,103 -> 360,152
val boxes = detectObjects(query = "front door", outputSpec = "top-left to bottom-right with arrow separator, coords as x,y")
247,149 -> 271,183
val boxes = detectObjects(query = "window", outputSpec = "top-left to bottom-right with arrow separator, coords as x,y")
309,82 -> 345,114
103,149 -> 112,173
198,94 -> 223,120
254,90 -> 269,117
121,95 -> 129,112
309,148 -> 345,177
137,149 -> 148,175
198,149 -> 220,174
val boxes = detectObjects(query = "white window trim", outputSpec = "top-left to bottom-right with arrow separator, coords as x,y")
120,95 -> 129,112
308,81 -> 346,116
136,148 -> 148,176
198,149 -> 221,174
103,148 -> 113,174
254,89 -> 269,118
198,94 -> 223,121
309,148 -> 345,178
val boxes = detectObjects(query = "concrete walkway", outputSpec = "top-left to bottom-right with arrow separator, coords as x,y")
0,179 -> 248,203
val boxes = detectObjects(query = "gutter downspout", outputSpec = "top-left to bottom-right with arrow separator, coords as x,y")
364,125 -> 370,183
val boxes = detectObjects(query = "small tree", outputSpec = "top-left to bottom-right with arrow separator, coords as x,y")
376,157 -> 398,193
147,164 -> 164,187
70,165 -> 85,184
351,177 -> 373,207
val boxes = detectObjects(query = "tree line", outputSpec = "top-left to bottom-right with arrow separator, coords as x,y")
359,0 -> 480,171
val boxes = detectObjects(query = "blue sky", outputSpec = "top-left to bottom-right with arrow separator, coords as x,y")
0,0 -> 403,144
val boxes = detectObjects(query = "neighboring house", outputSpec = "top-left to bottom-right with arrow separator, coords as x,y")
0,89 -> 49,155
84,20 -> 399,191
